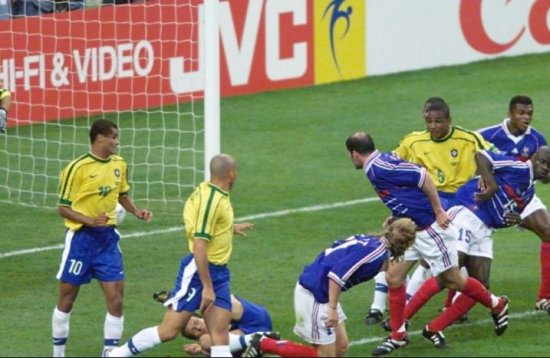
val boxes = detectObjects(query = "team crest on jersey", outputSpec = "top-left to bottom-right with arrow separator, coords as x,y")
114,168 -> 121,177
522,147 -> 530,158
450,149 -> 458,158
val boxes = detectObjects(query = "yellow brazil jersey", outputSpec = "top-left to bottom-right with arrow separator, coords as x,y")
183,181 -> 234,265
394,126 -> 495,194
58,153 -> 130,231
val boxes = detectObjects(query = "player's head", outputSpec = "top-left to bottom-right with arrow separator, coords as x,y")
210,153 -> 237,189
422,97 -> 447,119
346,132 -> 376,169
181,314 -> 208,340
89,119 -> 119,156
384,218 -> 416,261
423,98 -> 451,140
532,145 -> 550,182
508,95 -> 533,134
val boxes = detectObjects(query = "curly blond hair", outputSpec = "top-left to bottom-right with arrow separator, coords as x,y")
384,218 -> 416,261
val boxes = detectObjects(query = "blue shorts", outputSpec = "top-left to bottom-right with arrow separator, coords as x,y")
163,254 -> 231,312
56,226 -> 123,285
230,295 -> 273,333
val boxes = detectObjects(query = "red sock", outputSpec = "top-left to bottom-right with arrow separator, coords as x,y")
388,284 -> 407,339
443,289 -> 457,308
460,277 -> 493,308
404,277 -> 442,320
428,293 -> 476,331
260,337 -> 317,357
538,242 -> 550,299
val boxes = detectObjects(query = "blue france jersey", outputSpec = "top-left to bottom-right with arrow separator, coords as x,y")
455,150 -> 535,228
478,119 -> 547,162
364,150 -> 435,228
298,234 -> 388,303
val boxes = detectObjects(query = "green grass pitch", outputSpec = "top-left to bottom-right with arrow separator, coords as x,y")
1,52 -> 550,356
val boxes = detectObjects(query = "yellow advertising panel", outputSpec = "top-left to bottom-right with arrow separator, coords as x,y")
314,0 -> 366,84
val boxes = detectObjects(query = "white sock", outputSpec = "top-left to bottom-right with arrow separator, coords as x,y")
210,345 -> 232,357
52,307 -> 71,358
104,313 -> 124,352
371,271 -> 388,312
406,265 -> 432,299
229,332 -> 247,353
108,326 -> 161,357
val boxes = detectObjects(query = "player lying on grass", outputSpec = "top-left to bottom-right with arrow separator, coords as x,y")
153,291 -> 318,357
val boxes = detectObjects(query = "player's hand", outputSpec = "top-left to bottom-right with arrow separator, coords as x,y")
503,212 -> 521,227
0,107 -> 7,133
435,210 -> 451,229
233,222 -> 254,236
183,343 -> 203,356
91,212 -> 110,226
135,209 -> 153,222
199,286 -> 215,314
475,177 -> 497,202
324,305 -> 339,328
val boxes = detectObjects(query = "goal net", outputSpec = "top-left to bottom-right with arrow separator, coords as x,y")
0,0 -> 219,215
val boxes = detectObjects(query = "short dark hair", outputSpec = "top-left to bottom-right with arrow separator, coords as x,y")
345,132 -> 375,155
509,95 -> 532,111
425,99 -> 450,118
424,97 -> 446,106
89,119 -> 118,143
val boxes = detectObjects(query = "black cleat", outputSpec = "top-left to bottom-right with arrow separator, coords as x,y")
371,335 -> 409,356
152,290 -> 170,304
242,333 -> 263,357
491,296 -> 509,336
365,309 -> 384,325
422,326 -> 447,348
535,298 -> 550,314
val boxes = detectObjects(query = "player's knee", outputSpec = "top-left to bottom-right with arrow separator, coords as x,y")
336,341 -> 349,357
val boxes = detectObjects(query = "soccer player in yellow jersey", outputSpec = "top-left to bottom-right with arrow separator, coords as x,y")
0,81 -> 12,133
51,119 -> 153,358
107,154 -> 254,358
365,98 -> 496,326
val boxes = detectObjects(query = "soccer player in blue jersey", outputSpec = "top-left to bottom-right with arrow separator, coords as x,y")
52,119 -> 153,358
345,132 -> 509,356
478,95 -> 550,314
366,97 -> 494,325
412,146 -> 550,347
293,218 -> 417,357
106,154 -> 253,358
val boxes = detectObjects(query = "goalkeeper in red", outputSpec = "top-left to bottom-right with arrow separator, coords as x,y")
51,119 -> 153,357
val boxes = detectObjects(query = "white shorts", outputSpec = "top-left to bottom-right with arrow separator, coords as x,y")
521,194 -> 547,219
448,206 -> 494,259
403,221 -> 458,276
293,283 -> 347,345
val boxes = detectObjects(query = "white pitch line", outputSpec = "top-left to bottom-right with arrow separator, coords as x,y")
0,197 -> 379,259
349,310 -> 543,346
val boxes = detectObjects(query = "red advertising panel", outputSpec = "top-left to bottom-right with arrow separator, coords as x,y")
0,0 -> 315,125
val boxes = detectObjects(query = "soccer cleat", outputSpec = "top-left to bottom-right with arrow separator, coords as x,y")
102,348 -> 113,358
242,333 -> 263,358
535,298 -> 550,314
491,296 -> 509,336
152,290 -> 170,304
365,308 -> 384,325
422,326 -> 447,349
371,335 -> 409,356
381,317 -> 409,332
262,331 -> 281,340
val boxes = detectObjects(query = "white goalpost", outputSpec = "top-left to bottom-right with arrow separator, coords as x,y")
0,0 -> 220,213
